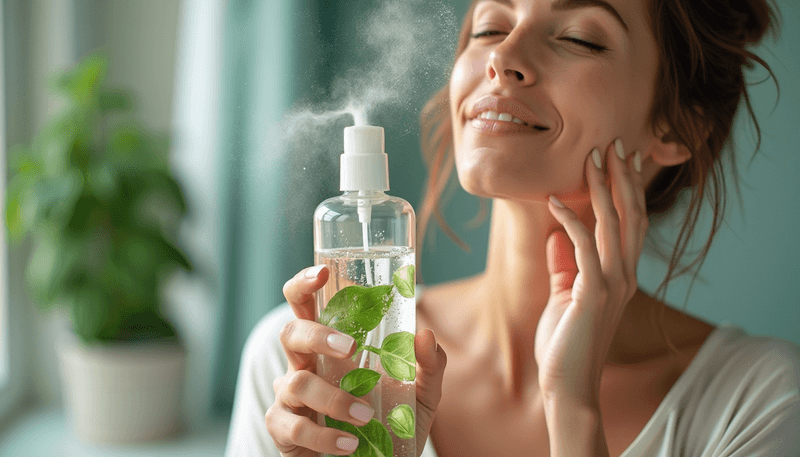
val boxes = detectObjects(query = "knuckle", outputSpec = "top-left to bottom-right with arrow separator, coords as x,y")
279,320 -> 297,347
287,417 -> 307,443
307,324 -> 328,350
575,231 -> 595,250
286,370 -> 312,396
325,388 -> 349,417
273,376 -> 284,394
282,278 -> 294,300
607,210 -> 621,228
265,405 -> 277,429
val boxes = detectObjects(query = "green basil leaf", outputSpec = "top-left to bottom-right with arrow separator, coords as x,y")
319,285 -> 394,348
325,417 -> 393,457
387,404 -> 415,439
340,368 -> 381,397
392,264 -> 415,298
378,331 -> 416,382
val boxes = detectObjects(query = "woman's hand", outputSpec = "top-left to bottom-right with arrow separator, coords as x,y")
265,265 -> 447,457
536,138 -> 647,408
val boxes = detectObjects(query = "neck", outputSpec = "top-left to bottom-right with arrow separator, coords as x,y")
473,196 -> 597,396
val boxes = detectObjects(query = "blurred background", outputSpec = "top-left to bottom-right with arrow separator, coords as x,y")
0,0 -> 797,455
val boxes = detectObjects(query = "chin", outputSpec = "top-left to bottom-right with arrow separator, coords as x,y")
454,146 -> 589,202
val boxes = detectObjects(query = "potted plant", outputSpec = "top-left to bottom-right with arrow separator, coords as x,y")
4,52 -> 192,443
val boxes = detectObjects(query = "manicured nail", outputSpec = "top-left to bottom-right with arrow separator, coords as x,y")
634,151 -> 642,173
336,436 -> 359,452
304,265 -> 326,279
327,333 -> 355,355
549,195 -> 566,209
591,148 -> 602,169
615,138 -> 625,160
350,403 -> 374,422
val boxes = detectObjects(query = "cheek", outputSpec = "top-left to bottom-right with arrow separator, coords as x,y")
449,52 -> 486,114
551,64 -> 628,143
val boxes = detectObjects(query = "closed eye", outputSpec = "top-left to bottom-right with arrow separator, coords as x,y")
470,30 -> 507,39
560,37 -> 608,53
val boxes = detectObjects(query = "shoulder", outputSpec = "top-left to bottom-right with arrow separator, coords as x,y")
669,326 -> 800,454
706,326 -> 800,392
625,326 -> 800,456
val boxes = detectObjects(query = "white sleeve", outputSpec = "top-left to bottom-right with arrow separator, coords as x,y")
700,341 -> 800,457
224,304 -> 294,457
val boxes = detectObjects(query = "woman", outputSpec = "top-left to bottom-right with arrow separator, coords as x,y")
227,0 -> 799,455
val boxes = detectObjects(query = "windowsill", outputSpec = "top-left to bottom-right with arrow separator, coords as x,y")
0,407 -> 229,457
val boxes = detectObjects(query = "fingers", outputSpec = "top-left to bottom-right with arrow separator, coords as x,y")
280,319 -> 356,371
266,404 -> 360,455
547,195 -> 604,293
283,265 -> 330,321
607,140 -> 647,295
281,370 -> 375,426
414,328 -> 447,451
267,369 -> 374,455
587,143 -> 623,280
548,139 -> 647,304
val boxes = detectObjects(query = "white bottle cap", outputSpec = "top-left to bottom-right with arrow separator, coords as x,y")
340,126 -> 389,191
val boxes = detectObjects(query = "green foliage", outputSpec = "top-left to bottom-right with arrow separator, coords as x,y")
3,52 -> 192,344
340,368 -> 382,397
392,264 -> 415,298
364,331 -> 417,382
325,417 -> 393,457
319,284 -> 394,349
387,404 -> 415,439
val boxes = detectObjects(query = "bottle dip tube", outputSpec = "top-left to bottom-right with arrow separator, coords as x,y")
314,126 -> 416,457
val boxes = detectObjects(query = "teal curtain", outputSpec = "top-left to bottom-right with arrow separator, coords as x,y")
212,0 -> 346,414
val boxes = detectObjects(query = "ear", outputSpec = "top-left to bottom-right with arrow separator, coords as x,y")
647,114 -> 702,167
648,134 -> 693,167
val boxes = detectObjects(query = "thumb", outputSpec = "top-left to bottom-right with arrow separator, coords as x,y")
547,230 -> 578,296
414,328 -> 446,451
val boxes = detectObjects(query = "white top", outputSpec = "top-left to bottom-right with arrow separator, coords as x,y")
224,303 -> 800,457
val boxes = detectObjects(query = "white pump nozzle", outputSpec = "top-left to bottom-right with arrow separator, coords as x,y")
340,126 -> 389,225
340,126 -> 389,192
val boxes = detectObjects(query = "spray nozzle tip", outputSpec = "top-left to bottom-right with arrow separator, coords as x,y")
344,126 -> 384,155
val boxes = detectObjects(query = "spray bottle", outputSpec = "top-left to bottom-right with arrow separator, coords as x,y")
314,126 -> 416,457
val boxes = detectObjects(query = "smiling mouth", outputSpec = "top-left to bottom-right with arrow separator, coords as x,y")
471,110 -> 550,132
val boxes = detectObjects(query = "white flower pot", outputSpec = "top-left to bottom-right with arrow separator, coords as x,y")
57,330 -> 187,443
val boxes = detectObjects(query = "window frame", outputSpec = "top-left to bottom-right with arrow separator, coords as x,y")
0,0 -> 29,421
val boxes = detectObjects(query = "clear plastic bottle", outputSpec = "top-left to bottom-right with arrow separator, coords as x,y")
314,126 -> 416,457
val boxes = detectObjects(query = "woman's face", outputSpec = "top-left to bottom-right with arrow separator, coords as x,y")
450,0 -> 659,201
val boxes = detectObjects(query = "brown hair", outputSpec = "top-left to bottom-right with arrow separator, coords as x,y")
418,0 -> 779,319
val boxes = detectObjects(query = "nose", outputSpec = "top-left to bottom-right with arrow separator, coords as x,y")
486,31 -> 536,86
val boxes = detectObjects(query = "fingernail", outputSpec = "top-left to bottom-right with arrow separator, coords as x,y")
327,333 -> 355,355
350,403 -> 374,423
549,195 -> 566,209
615,138 -> 625,160
432,330 -> 438,352
634,151 -> 642,173
591,148 -> 602,169
304,265 -> 325,279
336,436 -> 359,452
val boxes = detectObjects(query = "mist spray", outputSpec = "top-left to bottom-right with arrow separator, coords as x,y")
314,126 -> 416,457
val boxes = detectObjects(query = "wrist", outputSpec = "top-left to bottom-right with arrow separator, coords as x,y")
543,399 -> 608,457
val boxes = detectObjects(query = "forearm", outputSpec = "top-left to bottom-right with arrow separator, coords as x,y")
543,398 -> 610,457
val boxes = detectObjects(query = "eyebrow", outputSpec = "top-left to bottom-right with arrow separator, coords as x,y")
476,0 -> 629,34
551,0 -> 629,33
